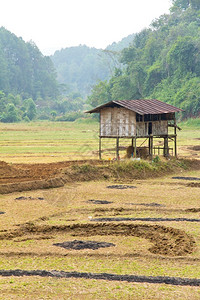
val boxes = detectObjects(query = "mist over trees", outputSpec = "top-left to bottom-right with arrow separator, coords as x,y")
51,35 -> 135,98
0,27 -> 134,122
88,0 -> 200,119
0,0 -> 199,122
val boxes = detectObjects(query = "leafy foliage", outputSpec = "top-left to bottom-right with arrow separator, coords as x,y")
0,27 -> 59,100
88,3 -> 200,119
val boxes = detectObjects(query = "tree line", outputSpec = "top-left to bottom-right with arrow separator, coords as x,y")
88,0 -> 200,119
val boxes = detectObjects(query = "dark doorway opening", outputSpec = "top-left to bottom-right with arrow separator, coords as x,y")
148,122 -> 152,135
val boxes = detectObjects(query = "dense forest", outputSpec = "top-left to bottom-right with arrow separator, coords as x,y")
0,0 -> 199,122
88,0 -> 200,119
0,27 -> 61,122
0,27 -> 134,122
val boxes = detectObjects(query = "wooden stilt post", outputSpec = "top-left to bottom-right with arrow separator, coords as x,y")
148,137 -> 151,159
134,137 -> 137,158
116,137 -> 119,160
131,138 -> 134,158
174,117 -> 177,158
164,137 -> 169,157
149,136 -> 153,160
131,138 -> 134,148
150,136 -> 153,160
174,135 -> 177,158
99,137 -> 102,160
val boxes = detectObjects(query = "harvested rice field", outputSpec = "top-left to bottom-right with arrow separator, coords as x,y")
0,121 -> 200,299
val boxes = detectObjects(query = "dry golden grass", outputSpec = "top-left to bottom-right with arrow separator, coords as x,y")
0,121 -> 200,299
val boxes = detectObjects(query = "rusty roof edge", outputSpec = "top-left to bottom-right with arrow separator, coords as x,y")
85,100 -> 114,113
114,99 -> 183,114
85,99 -> 183,114
113,100 -> 145,115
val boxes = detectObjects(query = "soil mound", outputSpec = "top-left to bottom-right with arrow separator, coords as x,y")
185,208 -> 200,212
187,182 -> 200,188
0,223 -> 195,256
0,161 -> 25,178
0,158 -> 199,194
53,240 -> 115,250
0,177 -> 66,194
189,146 -> 200,151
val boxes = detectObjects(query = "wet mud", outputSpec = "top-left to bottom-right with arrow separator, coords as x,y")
53,240 -> 115,250
0,269 -> 199,286
92,217 -> 200,222
107,185 -> 137,189
172,176 -> 200,181
87,200 -> 113,204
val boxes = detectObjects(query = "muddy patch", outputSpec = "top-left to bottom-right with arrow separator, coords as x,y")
107,185 -> 137,190
172,176 -> 200,181
92,217 -> 200,223
15,196 -> 45,201
87,200 -> 113,205
0,269 -> 200,286
53,240 -> 115,250
126,203 -> 165,207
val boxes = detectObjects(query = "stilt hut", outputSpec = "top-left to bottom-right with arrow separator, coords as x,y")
86,99 -> 183,160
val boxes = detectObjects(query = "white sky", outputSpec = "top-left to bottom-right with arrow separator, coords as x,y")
0,0 -> 172,55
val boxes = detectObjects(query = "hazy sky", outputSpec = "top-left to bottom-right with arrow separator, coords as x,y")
0,0 -> 172,55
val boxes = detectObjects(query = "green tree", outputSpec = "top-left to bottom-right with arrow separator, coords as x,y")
23,98 -> 37,120
1,103 -> 20,122
88,81 -> 111,107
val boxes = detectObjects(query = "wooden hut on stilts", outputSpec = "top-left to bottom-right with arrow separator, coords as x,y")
86,99 -> 183,160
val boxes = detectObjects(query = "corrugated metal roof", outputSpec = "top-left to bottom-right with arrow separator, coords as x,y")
86,99 -> 183,115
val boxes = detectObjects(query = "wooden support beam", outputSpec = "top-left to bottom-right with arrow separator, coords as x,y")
149,136 -> 153,160
131,138 -> 134,148
99,137 -> 102,160
116,137 -> 119,160
174,136 -> 177,158
164,137 -> 169,157
134,137 -> 137,158
150,136 -> 153,160
174,117 -> 177,158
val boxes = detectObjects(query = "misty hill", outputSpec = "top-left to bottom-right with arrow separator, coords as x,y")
51,34 -> 135,98
0,27 -> 59,100
106,33 -> 135,51
88,0 -> 200,119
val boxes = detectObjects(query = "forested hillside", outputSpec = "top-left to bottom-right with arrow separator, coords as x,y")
51,35 -> 135,98
0,27 -> 61,122
0,0 -> 199,122
88,0 -> 200,119
0,27 -> 58,99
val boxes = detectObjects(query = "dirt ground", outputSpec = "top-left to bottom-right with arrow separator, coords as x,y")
0,159 -> 104,193
1,155 -> 200,297
0,158 -> 200,194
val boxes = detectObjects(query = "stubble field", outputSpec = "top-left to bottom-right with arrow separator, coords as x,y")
0,120 -> 200,299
